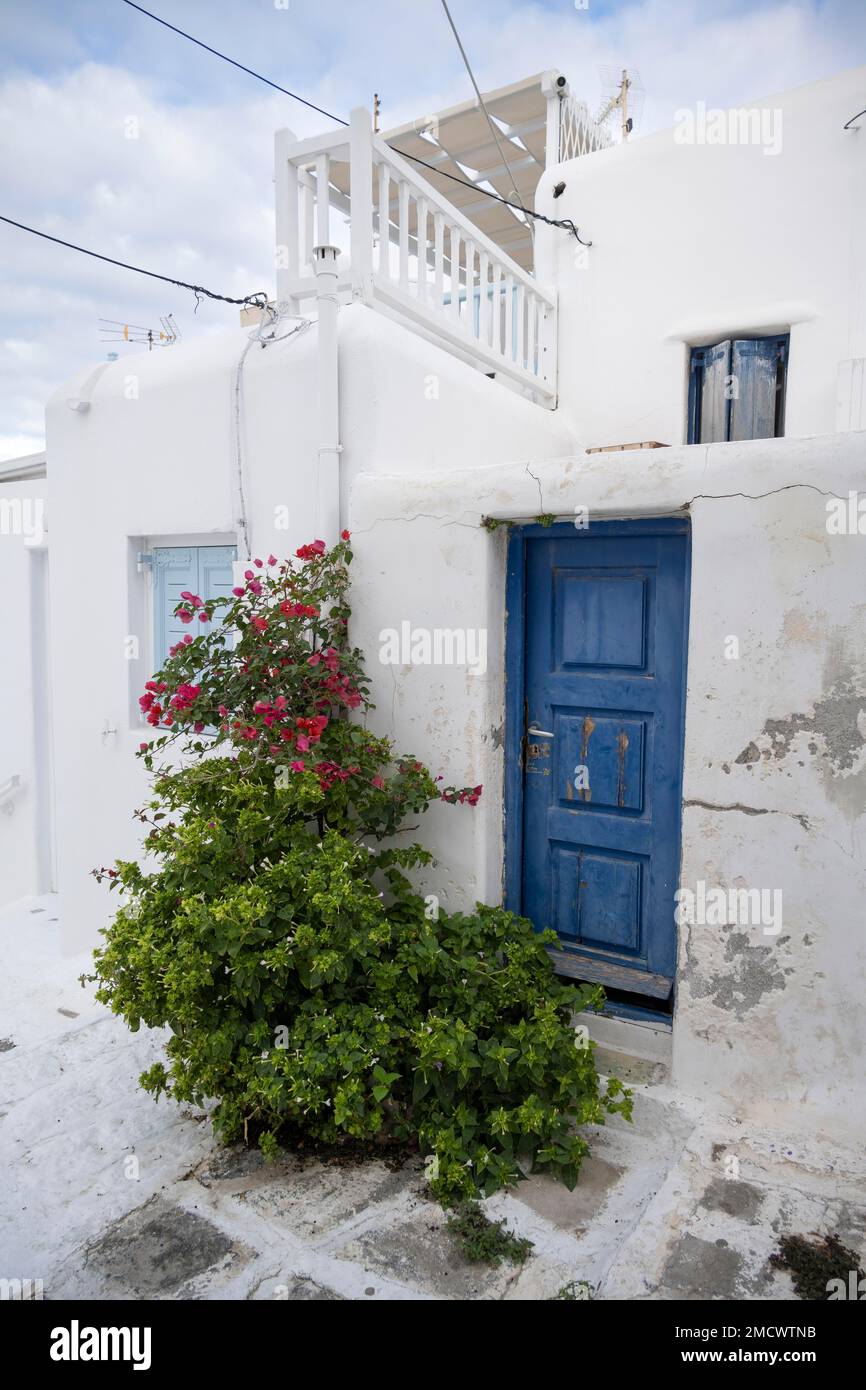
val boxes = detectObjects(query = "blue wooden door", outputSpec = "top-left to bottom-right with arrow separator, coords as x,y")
518,522 -> 690,1000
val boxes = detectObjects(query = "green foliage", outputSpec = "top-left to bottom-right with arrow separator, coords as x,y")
554,1279 -> 593,1300
91,537 -> 630,1206
446,1200 -> 533,1266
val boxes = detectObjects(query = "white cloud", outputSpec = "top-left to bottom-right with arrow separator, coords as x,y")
0,433 -> 45,463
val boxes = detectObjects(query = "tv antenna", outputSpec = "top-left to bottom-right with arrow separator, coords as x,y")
596,68 -> 644,141
98,315 -> 181,350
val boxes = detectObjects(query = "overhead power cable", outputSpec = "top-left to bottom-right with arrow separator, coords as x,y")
122,0 -> 341,124
120,0 -> 585,240
0,213 -> 269,310
438,0 -> 531,231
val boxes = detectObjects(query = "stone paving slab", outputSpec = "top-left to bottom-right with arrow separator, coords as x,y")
3,896 -> 865,1302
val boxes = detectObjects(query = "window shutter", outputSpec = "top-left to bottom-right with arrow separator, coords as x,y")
730,336 -> 786,441
152,545 -> 237,674
152,547 -> 197,672
199,546 -> 237,608
696,340 -> 731,443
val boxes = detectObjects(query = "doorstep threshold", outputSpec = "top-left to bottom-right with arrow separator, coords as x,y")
578,1008 -> 673,1068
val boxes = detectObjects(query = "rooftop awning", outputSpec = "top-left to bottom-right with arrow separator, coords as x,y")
379,72 -> 609,272
319,72 -> 610,275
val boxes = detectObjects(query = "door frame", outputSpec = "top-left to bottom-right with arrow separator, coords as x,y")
503,518 -> 692,966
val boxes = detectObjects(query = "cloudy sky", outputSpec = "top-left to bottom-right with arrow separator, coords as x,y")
1,0 -> 864,460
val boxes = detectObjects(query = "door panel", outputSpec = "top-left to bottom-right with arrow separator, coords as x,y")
520,524 -> 690,997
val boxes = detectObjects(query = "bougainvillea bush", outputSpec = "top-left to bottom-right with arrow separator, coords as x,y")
91,534 -> 630,1205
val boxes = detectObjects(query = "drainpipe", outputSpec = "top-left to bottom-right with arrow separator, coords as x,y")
312,244 -> 342,547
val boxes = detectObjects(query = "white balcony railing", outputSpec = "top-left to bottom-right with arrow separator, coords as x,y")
275,108 -> 557,405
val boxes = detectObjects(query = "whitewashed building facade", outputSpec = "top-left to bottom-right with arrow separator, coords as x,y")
2,65 -> 865,1155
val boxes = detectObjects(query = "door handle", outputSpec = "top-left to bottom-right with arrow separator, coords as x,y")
527,727 -> 554,739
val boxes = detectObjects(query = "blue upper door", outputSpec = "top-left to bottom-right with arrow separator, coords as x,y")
520,522 -> 690,1000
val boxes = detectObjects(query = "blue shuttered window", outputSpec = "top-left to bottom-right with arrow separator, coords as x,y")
152,545 -> 236,673
688,335 -> 789,444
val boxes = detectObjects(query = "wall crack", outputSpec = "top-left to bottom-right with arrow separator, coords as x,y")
683,797 -> 810,831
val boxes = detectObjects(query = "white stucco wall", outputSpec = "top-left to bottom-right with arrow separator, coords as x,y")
36,66 -> 866,1155
534,66 -> 866,448
0,470 -> 50,905
348,430 -> 866,1150
43,304 -> 572,952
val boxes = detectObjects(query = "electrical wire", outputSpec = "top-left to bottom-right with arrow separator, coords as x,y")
120,0 -> 584,239
122,1 -> 342,125
0,213 -> 269,310
438,0 -> 531,232
233,310 -> 311,559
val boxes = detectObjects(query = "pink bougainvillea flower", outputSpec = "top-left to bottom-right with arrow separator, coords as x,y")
268,554 -> 278,566
273,695 -> 287,711
232,586 -> 245,597
198,612 -> 209,622
244,569 -> 254,580
372,775 -> 385,789
250,616 -> 268,633
295,539 -> 326,560
254,557 -> 263,568
282,601 -> 318,619
290,760 -> 305,772
139,742 -> 149,752
341,529 -> 351,541
180,590 -> 194,601
307,651 -> 321,666
295,716 -> 327,742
